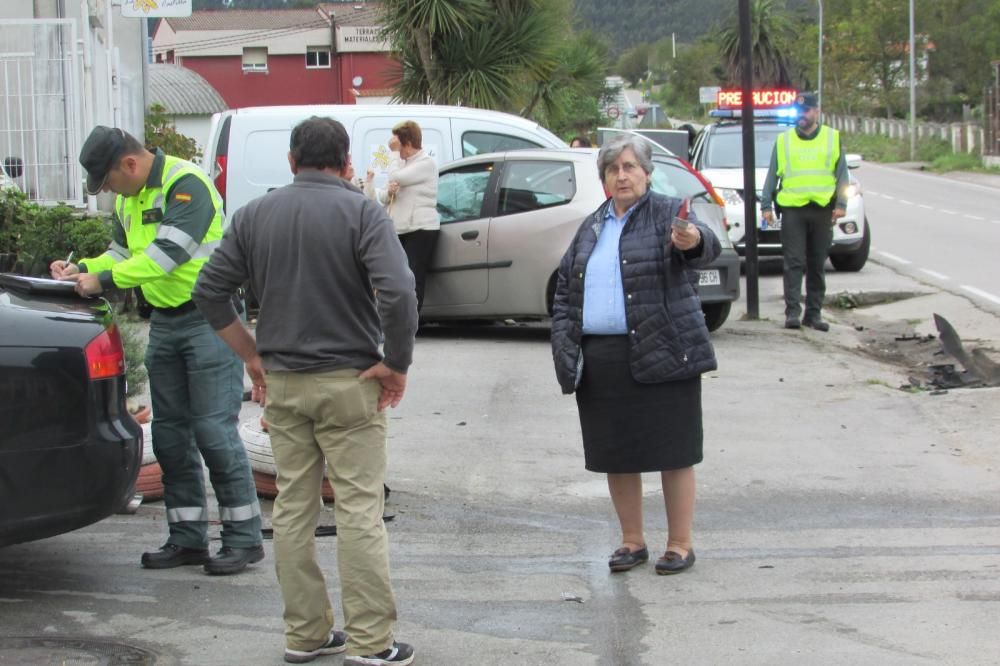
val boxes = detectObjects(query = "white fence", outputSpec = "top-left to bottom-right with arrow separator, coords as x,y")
825,113 -> 984,157
0,19 -> 84,205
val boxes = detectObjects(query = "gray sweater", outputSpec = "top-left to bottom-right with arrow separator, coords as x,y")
193,170 -> 418,374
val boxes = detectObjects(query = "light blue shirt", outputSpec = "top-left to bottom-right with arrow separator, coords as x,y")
582,204 -> 635,335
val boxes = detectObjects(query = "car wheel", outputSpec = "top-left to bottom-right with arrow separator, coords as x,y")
830,218 -> 870,272
701,301 -> 731,332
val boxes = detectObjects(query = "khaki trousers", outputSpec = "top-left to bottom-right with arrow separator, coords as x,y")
266,369 -> 397,655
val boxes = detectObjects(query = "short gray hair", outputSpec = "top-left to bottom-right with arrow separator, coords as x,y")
597,134 -> 654,180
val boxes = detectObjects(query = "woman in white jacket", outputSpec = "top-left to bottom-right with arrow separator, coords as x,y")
365,120 -> 440,312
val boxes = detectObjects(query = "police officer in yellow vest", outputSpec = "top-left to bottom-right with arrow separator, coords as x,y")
761,92 -> 848,332
50,126 -> 263,575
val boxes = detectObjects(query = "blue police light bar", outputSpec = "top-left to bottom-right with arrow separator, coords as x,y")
709,107 -> 798,121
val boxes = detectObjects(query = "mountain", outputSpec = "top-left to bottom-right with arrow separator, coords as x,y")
571,0 -> 818,55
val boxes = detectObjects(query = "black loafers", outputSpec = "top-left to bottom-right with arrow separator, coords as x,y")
608,546 -> 649,572
204,545 -> 265,575
140,543 -> 211,569
655,549 -> 695,575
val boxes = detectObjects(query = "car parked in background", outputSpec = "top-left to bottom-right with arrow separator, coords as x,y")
422,147 -> 740,331
690,119 -> 870,272
0,274 -> 142,547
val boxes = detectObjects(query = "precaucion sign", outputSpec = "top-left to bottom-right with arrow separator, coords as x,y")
122,0 -> 193,18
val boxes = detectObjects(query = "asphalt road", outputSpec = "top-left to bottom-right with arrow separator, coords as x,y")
854,162 -> 1000,315
2,253 -> 999,664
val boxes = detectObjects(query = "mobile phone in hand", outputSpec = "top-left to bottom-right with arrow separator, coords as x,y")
672,198 -> 691,230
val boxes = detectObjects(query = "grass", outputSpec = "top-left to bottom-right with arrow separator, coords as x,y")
843,132 -> 1000,175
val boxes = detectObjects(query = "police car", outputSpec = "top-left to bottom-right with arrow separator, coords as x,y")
689,89 -> 870,272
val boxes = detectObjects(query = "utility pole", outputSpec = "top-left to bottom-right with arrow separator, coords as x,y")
739,0 -> 759,319
909,0 -> 916,160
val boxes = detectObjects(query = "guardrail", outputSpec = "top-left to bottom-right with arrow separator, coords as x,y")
824,113 -> 984,157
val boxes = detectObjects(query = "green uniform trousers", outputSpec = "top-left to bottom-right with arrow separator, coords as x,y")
146,308 -> 261,549
780,205 -> 834,321
265,369 -> 398,656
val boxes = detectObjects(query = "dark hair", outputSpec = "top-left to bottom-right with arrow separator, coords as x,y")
392,120 -> 422,149
289,116 -> 350,170
570,135 -> 592,148
120,131 -> 146,156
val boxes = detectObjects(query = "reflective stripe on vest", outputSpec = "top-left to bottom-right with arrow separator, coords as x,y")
118,155 -> 226,307
774,126 -> 839,208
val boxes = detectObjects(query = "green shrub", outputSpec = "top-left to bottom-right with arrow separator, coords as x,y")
16,203 -> 112,276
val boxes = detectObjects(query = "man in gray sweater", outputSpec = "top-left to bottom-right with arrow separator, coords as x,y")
193,116 -> 418,666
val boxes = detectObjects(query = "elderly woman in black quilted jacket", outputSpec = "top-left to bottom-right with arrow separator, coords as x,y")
551,134 -> 721,576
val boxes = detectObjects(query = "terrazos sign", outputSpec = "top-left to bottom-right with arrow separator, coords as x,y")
715,89 -> 798,109
121,0 -> 192,18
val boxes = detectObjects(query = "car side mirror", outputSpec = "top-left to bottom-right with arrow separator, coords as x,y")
845,153 -> 862,169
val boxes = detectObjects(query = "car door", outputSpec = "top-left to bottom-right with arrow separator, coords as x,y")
483,157 -> 586,316
422,160 -> 498,312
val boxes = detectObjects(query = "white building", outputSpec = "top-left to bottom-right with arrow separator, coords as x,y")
0,0 -> 146,206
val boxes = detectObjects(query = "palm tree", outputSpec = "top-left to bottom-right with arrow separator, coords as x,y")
718,0 -> 796,87
379,0 -> 602,117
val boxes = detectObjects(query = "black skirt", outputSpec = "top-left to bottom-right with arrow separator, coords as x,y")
575,335 -> 703,473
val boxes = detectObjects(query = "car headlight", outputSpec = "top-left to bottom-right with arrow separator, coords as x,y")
844,182 -> 862,199
716,187 -> 743,206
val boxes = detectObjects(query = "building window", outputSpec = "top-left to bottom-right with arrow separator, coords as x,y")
305,47 -> 331,69
242,47 -> 268,73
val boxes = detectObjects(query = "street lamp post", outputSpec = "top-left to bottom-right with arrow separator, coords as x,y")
817,0 -> 823,110
909,0 -> 916,160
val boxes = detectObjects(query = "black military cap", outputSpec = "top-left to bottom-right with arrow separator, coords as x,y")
79,126 -> 126,195
795,91 -> 819,109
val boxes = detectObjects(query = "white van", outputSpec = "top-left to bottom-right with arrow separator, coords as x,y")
202,104 -> 567,213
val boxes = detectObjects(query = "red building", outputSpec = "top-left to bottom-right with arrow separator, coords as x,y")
152,3 -> 398,109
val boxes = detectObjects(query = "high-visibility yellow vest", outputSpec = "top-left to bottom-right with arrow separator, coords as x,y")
774,126 -> 839,208
85,155 -> 226,307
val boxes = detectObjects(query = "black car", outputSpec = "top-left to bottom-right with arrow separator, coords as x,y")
0,274 -> 142,547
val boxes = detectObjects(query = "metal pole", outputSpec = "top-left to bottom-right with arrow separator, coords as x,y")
817,0 -> 823,111
909,0 -> 916,160
739,0 -> 759,320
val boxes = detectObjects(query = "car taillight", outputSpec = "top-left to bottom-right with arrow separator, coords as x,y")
214,155 -> 227,203
85,324 -> 126,380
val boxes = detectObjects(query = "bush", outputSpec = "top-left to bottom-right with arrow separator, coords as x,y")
0,187 -> 111,276
841,132 -> 987,171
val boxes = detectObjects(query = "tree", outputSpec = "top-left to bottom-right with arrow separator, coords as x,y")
821,0 -> 910,118
144,104 -> 202,162
718,0 -> 796,87
379,0 -> 609,126
616,44 -> 651,87
521,31 -> 609,128
659,38 -> 725,118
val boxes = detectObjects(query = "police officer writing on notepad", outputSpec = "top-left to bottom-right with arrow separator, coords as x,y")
50,126 -> 263,575
760,91 -> 849,332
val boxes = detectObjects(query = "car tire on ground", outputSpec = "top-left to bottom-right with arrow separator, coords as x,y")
701,301 -> 731,332
830,218 -> 870,272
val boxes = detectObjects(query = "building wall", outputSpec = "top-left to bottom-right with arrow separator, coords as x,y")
335,52 -> 400,103
182,54 -> 341,107
178,51 -> 399,108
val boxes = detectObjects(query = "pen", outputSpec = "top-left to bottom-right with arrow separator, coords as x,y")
64,251 -> 74,265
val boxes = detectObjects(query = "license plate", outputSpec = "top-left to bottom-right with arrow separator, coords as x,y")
760,216 -> 781,231
698,270 -> 721,286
